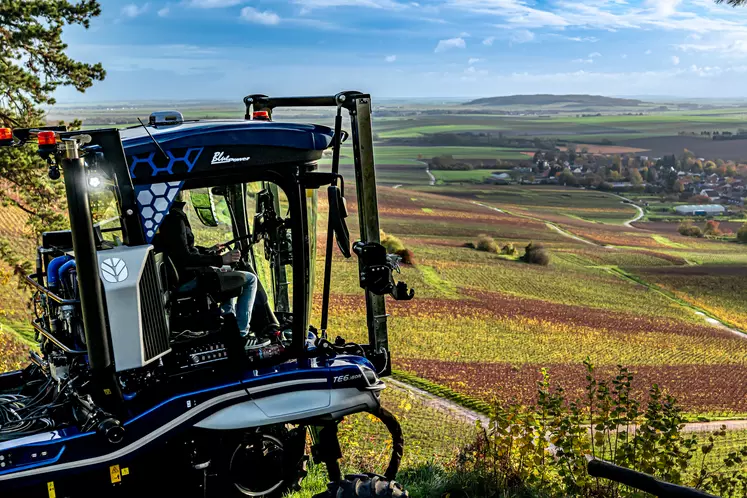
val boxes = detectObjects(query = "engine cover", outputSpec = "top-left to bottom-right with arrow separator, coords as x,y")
97,245 -> 171,371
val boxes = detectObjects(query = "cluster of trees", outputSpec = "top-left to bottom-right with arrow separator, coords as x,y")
529,145 -> 747,194
428,155 -> 474,171
1,1 -> 104,271
678,220 -> 728,238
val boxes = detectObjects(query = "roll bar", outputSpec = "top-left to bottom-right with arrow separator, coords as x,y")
587,458 -> 719,498
243,91 -> 394,369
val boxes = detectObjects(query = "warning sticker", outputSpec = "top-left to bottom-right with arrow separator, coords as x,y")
121,467 -> 130,476
47,481 -> 56,498
110,464 -> 121,483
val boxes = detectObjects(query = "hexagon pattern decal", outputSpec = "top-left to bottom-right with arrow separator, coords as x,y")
135,181 -> 183,242
128,147 -> 203,242
128,147 -> 203,179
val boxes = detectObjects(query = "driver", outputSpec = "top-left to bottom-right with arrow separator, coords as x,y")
155,190 -> 258,338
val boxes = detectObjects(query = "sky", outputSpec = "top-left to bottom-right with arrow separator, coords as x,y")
52,0 -> 747,101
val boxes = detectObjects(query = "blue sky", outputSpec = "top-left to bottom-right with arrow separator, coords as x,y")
54,0 -> 747,101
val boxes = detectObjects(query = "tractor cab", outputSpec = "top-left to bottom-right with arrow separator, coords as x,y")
0,92 -> 412,498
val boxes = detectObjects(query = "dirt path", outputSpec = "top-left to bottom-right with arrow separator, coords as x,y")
607,267 -> 746,338
612,194 -> 645,228
417,160 -> 436,186
471,201 -> 609,248
389,378 -> 747,434
545,222 -> 605,247
388,379 -> 488,426
472,201 -> 504,213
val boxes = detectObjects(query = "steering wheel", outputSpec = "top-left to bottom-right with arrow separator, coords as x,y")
205,234 -> 254,255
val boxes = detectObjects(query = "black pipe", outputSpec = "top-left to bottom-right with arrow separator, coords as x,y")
587,458 -> 719,498
369,406 -> 404,481
61,156 -> 112,372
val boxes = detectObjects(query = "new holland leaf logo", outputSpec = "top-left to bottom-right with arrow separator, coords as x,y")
101,258 -> 128,283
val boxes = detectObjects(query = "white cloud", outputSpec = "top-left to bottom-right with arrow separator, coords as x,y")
621,53 -> 628,59
459,31 -> 471,37
468,57 -> 481,64
510,29 -> 535,43
675,32 -> 747,57
158,6 -> 170,16
687,33 -> 702,40
589,52 -> 602,58
645,0 -> 681,17
292,0 -> 406,10
645,49 -> 652,55
482,36 -> 495,46
121,3 -> 150,18
385,54 -> 397,62
444,0 -> 747,37
572,58 -> 594,63
671,55 -> 680,65
435,37 -> 466,53
689,64 -> 723,76
566,36 -> 599,42
240,6 -> 281,24
184,0 -> 244,6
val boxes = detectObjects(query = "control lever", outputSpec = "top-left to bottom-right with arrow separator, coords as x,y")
352,241 -> 414,301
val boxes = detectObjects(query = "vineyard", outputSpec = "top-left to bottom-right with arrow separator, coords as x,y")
1,178 -> 747,491
319,185 -> 747,421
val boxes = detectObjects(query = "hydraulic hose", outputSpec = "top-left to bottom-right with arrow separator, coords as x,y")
46,255 -> 72,289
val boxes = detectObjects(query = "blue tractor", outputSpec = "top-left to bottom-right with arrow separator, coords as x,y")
0,92 -> 413,498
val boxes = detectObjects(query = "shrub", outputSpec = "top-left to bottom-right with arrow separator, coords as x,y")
678,220 -> 703,238
500,243 -> 518,256
522,242 -> 550,265
380,230 -> 405,253
380,230 -> 414,264
454,361 -> 747,498
704,220 -> 722,236
738,222 -> 747,243
475,235 -> 499,253
395,248 -> 414,265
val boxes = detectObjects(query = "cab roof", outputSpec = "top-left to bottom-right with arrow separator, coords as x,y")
119,119 -> 335,156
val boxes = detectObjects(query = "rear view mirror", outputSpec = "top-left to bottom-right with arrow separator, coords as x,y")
328,185 -> 351,258
190,188 -> 219,227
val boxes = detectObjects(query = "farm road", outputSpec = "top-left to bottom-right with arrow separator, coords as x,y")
471,202 -> 611,248
612,194 -> 645,228
390,378 -> 747,435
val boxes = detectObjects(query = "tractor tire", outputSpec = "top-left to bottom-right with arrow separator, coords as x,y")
313,473 -> 409,498
221,425 -> 309,498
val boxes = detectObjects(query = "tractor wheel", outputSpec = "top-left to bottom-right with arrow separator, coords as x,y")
313,473 -> 409,498
221,425 -> 308,498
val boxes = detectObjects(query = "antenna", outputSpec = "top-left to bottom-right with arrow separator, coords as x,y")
137,117 -> 169,162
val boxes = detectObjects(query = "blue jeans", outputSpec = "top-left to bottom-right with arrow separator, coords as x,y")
220,271 -> 258,335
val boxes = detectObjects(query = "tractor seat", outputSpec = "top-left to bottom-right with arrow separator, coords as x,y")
161,252 -> 246,303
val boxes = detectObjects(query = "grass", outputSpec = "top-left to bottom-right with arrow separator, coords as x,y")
431,169 -> 501,183
651,234 -> 688,248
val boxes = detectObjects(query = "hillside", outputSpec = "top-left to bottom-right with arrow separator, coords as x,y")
464,94 -> 645,107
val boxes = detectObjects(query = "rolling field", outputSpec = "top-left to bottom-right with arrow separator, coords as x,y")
319,184 -> 747,419
0,100 -> 737,479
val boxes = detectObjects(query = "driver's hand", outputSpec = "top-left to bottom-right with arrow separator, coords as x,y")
221,249 -> 241,265
210,243 -> 225,252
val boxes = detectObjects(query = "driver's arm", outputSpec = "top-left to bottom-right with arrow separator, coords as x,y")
160,214 -> 223,269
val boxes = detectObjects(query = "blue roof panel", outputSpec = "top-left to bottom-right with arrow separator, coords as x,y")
118,119 -> 335,156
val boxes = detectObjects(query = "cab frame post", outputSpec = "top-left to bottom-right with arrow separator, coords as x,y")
348,95 -> 389,354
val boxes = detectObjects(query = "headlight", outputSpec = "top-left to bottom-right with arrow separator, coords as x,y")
360,365 -> 379,386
